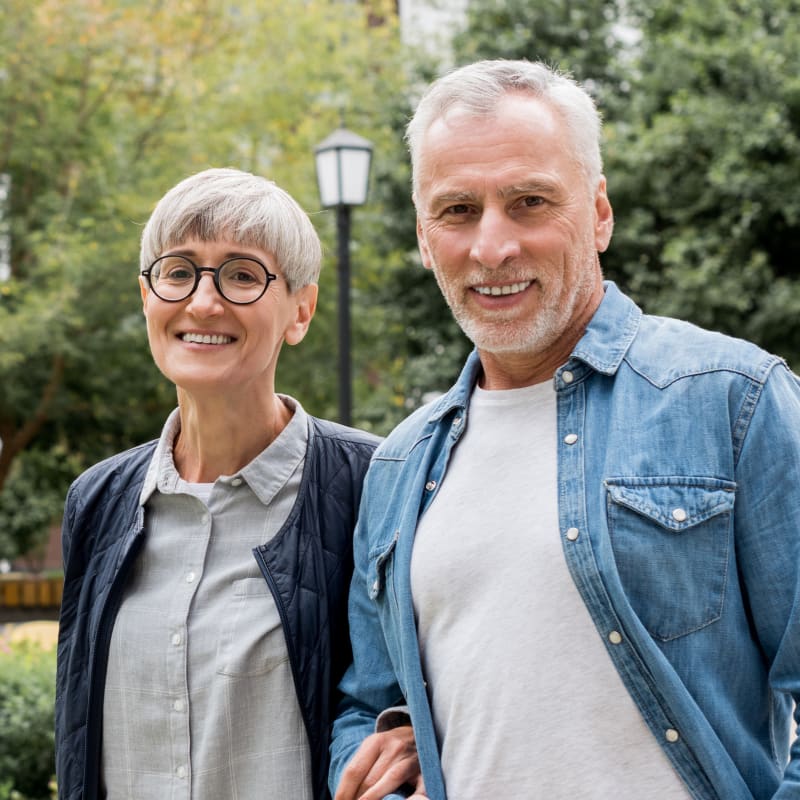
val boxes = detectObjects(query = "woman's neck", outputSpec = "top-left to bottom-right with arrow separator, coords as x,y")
172,391 -> 292,482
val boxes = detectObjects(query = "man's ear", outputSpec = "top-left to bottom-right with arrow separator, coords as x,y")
284,283 -> 318,346
594,177 -> 614,253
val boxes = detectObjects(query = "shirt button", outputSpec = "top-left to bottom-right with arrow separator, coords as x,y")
173,699 -> 185,712
564,433 -> 579,445
608,630 -> 623,645
566,527 -> 580,541
665,728 -> 680,743
176,766 -> 187,779
200,513 -> 210,525
562,370 -> 574,384
231,477 -> 243,487
425,480 -> 437,491
672,508 -> 687,522
171,633 -> 182,646
185,571 -> 196,584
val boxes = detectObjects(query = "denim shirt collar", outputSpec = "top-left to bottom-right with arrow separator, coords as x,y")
425,281 -> 641,425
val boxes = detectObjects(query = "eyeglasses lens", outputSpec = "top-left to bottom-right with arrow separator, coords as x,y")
149,256 -> 269,303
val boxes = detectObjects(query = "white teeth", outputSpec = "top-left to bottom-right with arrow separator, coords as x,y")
181,333 -> 233,345
475,281 -> 531,296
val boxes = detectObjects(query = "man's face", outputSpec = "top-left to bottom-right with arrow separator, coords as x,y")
414,93 -> 613,386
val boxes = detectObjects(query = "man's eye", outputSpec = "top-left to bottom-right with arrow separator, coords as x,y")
523,196 -> 544,207
445,204 -> 471,215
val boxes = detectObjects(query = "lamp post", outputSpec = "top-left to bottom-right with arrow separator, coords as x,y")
314,127 -> 373,427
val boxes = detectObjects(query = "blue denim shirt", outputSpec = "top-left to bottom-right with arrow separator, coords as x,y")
330,282 -> 800,800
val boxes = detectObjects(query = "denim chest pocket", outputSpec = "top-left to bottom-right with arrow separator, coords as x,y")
605,478 -> 736,641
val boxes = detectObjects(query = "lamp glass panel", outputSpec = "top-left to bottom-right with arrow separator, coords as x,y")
339,148 -> 371,205
315,149 -> 340,207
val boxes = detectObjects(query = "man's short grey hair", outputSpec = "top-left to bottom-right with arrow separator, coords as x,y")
140,168 -> 322,293
406,59 -> 604,199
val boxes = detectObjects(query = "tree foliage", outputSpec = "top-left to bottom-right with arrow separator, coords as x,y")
0,0 -> 405,556
602,0 -> 800,367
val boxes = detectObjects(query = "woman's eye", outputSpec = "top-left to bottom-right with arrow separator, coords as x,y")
163,267 -> 193,281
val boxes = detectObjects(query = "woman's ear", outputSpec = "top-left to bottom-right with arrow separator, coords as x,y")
139,275 -> 149,310
284,283 -> 318,346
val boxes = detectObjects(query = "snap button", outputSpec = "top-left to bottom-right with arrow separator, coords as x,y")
608,630 -> 623,645
672,508 -> 687,522
425,480 -> 437,491
665,728 -> 680,743
562,370 -> 574,384
453,417 -> 462,427
566,527 -> 580,541
564,433 -> 578,445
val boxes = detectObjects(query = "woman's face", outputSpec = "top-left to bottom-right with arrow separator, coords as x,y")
139,238 -> 317,399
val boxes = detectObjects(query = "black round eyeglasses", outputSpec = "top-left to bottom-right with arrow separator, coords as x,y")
141,255 -> 278,305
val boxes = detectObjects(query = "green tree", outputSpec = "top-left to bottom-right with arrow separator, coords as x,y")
0,0 -> 407,555
602,0 -> 800,367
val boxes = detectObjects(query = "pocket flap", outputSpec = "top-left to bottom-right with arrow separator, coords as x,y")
605,479 -> 736,532
367,531 -> 400,600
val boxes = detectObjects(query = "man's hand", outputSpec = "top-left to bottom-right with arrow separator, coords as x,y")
334,725 -> 426,800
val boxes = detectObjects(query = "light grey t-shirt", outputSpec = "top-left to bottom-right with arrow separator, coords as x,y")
411,382 -> 691,799
101,398 -> 312,799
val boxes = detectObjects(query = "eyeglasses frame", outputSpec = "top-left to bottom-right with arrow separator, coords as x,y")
141,254 -> 279,305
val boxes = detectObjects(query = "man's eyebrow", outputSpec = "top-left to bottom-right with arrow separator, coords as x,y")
429,190 -> 479,206
498,181 -> 556,198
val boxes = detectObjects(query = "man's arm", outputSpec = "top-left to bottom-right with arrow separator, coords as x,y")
329,503 -> 416,798
735,363 -> 800,796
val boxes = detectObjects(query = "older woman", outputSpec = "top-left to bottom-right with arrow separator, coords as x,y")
55,169 -> 418,800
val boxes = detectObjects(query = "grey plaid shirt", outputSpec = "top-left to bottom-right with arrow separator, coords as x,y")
101,399 -> 312,799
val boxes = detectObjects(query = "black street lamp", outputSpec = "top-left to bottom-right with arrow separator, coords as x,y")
314,127 -> 373,427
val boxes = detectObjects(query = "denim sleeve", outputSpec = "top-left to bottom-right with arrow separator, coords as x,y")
328,506 -> 409,797
734,363 -> 800,796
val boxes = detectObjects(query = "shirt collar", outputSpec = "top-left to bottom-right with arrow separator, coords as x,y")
424,281 -> 641,425
140,396 -> 309,508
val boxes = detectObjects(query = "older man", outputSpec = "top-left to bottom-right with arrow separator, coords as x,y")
330,60 -> 800,800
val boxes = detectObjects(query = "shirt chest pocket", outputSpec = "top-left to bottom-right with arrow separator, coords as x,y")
605,478 -> 736,642
216,578 -> 289,677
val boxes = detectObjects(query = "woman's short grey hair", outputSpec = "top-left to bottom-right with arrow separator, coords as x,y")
406,59 -> 604,198
140,168 -> 322,293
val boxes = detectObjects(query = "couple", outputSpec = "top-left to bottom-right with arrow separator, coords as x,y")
57,59 -> 800,800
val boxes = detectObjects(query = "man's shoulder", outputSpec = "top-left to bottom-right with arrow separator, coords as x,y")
629,312 -> 783,386
373,399 -> 442,461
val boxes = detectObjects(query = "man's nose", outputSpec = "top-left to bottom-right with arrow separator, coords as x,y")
468,208 -> 521,267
